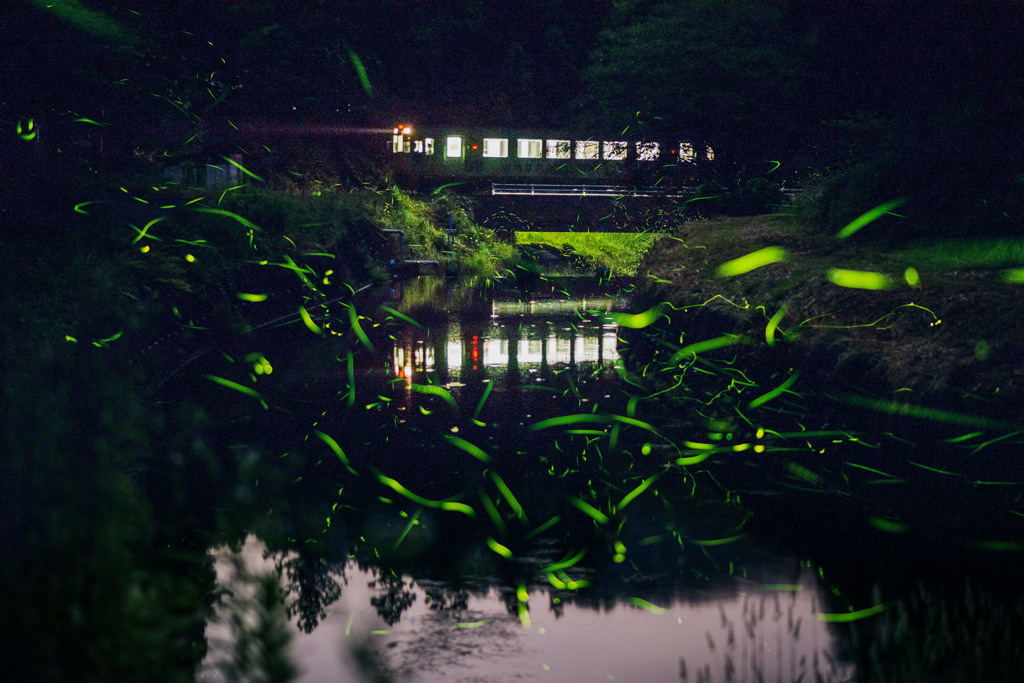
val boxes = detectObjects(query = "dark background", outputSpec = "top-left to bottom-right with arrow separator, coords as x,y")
3,0 -> 1024,235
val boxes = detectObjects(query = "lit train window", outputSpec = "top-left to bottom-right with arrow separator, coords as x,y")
546,140 -> 570,159
517,139 -> 543,159
706,145 -> 715,161
603,141 -> 627,160
413,140 -> 424,153
636,142 -> 660,161
679,142 -> 695,162
446,136 -> 462,158
425,138 -> 434,155
575,140 -> 599,160
392,134 -> 404,153
483,138 -> 508,158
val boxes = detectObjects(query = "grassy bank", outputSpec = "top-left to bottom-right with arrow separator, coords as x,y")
515,230 -> 664,277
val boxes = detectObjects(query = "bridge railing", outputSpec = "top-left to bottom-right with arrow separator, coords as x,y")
492,183 -> 696,198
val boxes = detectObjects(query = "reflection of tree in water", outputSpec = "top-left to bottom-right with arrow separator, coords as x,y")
274,547 -> 346,633
370,574 -> 417,626
425,587 -> 469,612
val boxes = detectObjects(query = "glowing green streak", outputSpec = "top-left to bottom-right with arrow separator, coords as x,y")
691,534 -> 747,547
668,334 -> 746,364
410,383 -> 457,410
868,516 -> 908,534
568,496 -> 609,525
74,201 -> 100,214
765,305 -> 786,347
835,198 -> 905,239
454,619 -> 493,629
846,462 -> 898,478
375,472 -> 472,515
479,490 -> 507,535
314,430 -> 354,471
345,351 -> 355,407
347,304 -> 375,352
541,548 -> 586,573
237,293 -> 268,302
716,247 -> 789,277
629,597 -> 667,615
130,216 -> 167,244
816,603 -> 892,622
1001,268 -> 1024,284
219,155 -> 262,182
345,44 -> 372,95
391,507 -> 422,553
445,434 -> 492,463
486,537 -> 513,559
827,268 -> 892,290
298,306 -> 323,335
380,305 -> 425,330
204,374 -> 266,408
836,394 -> 1014,429
474,380 -> 493,420
524,515 -> 561,540
489,471 -> 526,521
976,540 -> 1022,552
611,304 -> 664,329
747,371 -> 799,409
191,207 -> 261,231
904,267 -> 920,286
616,473 -> 660,512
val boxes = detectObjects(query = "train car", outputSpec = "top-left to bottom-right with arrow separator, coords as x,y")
387,124 -> 715,188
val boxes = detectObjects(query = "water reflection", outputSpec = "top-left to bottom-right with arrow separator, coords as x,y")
193,276 -> 857,681
206,536 -> 853,683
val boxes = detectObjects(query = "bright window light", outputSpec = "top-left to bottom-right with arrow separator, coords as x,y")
575,140 -> 599,160
425,138 -> 434,155
546,140 -> 570,159
679,142 -> 695,162
517,139 -> 543,159
636,142 -> 660,161
446,136 -> 462,158
483,138 -> 509,158
413,140 -> 424,153
603,141 -> 627,160
706,145 -> 715,161
392,134 -> 404,153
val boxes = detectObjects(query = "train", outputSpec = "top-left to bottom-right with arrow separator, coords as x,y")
387,124 -> 716,187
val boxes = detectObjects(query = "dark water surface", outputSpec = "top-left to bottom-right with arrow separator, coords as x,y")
9,274 -> 1021,681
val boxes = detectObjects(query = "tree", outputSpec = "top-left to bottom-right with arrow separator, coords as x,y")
577,0 -> 808,166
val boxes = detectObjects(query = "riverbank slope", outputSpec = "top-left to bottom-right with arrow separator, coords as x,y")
625,215 -> 1024,428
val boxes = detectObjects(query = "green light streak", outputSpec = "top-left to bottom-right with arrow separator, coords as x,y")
747,371 -> 799,409
835,198 -> 905,239
204,374 -> 266,408
454,619 -> 494,629
444,434 -> 492,463
314,430 -> 355,472
541,548 -> 586,573
568,496 -> 609,525
410,383 -> 457,409
611,304 -> 664,329
765,305 -> 786,347
298,306 -> 322,335
191,207 -> 261,231
380,305 -> 425,330
489,471 -> 526,522
690,534 -> 747,547
826,268 -> 893,290
816,603 -> 892,622
130,216 -> 167,244
716,247 -> 789,277
868,516 -> 908,534
616,473 -> 659,513
486,537 -> 513,559
346,304 -> 375,352
237,293 -> 268,302
629,597 -> 667,615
